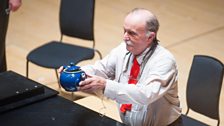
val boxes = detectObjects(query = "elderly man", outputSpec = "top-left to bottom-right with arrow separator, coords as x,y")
65,8 -> 182,126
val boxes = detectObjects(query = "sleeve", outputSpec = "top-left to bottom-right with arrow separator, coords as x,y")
104,54 -> 178,106
81,43 -> 124,80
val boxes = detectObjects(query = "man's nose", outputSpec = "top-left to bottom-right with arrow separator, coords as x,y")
123,32 -> 130,41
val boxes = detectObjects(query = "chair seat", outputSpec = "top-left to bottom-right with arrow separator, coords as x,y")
181,114 -> 209,126
27,41 -> 95,68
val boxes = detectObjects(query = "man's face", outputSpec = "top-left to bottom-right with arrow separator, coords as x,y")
123,14 -> 152,55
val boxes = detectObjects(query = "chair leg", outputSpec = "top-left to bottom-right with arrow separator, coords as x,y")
95,49 -> 102,59
55,69 -> 61,89
71,92 -> 75,100
185,108 -> 189,115
26,60 -> 29,78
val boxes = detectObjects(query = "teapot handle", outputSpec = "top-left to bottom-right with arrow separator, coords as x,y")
81,72 -> 87,80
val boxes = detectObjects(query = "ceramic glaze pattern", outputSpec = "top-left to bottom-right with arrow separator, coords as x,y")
60,63 -> 86,92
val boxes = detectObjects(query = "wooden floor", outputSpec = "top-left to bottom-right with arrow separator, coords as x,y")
6,0 -> 224,125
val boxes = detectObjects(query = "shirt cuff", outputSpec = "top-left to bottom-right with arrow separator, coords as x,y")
104,79 -> 119,100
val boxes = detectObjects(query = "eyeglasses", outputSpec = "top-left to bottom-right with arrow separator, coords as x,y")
98,95 -> 106,117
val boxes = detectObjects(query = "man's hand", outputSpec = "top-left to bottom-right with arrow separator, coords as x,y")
79,75 -> 106,94
58,66 -> 64,73
9,0 -> 22,12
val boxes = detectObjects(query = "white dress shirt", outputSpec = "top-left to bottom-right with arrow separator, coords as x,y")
81,42 -> 181,126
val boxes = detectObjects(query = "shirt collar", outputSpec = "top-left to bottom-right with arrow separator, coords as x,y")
133,46 -> 152,65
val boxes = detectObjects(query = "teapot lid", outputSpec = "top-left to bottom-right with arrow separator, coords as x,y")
64,62 -> 80,72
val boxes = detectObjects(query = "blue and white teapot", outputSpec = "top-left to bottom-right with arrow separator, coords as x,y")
60,62 -> 86,92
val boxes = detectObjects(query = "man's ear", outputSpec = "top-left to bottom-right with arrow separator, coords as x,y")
147,32 -> 155,40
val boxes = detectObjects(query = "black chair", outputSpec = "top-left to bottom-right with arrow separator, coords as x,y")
181,55 -> 224,126
26,0 -> 102,88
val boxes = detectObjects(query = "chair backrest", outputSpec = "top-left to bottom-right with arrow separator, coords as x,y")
59,0 -> 95,42
186,55 -> 224,122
